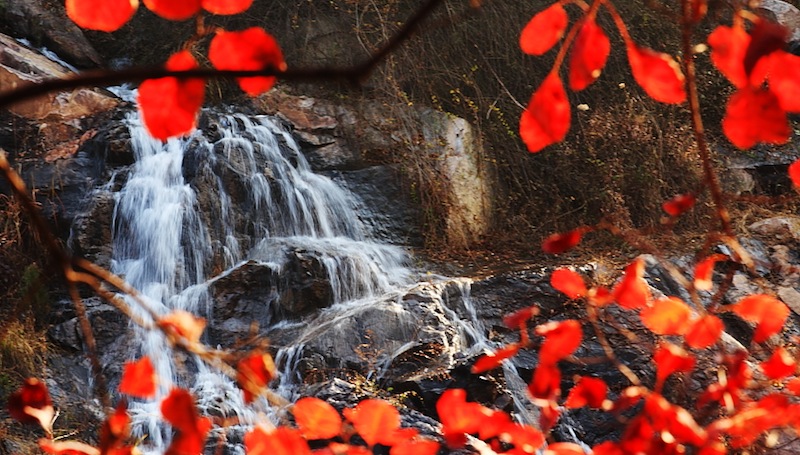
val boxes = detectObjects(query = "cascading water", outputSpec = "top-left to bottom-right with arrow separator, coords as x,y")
109,109 -> 417,452
108,106 -> 533,453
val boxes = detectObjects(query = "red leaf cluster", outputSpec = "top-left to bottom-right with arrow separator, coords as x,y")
208,27 -> 286,96
709,20 -> 800,149
66,0 -> 252,31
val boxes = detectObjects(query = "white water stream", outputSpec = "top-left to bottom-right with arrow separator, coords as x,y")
107,109 -> 534,453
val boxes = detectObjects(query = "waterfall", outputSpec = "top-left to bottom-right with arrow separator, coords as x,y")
110,110 -> 413,452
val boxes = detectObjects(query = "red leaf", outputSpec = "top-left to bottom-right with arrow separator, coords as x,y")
343,399 -> 401,447
528,362 -> 562,401
436,389 -> 489,444
685,314 -> 723,348
520,3 -> 568,55
536,319 -> 582,363
612,258 -> 651,310
640,297 -> 693,336
626,43 -> 686,104
244,425 -> 312,455
208,27 -> 286,96
744,19 -> 789,76
472,343 -> 521,373
236,352 -> 276,403
763,51 -> 800,112
644,394 -> 707,446
142,0 -> 201,20
694,254 -> 726,291
569,18 -> 611,91
722,85 -> 789,150
662,193 -> 696,217
389,439 -> 440,455
65,0 -> 138,32
539,400 -> 561,432
707,24 -> 750,88
119,357 -> 157,399
293,397 -> 342,440
501,424 -> 546,453
520,72 -> 570,153
157,308 -> 207,343
732,294 -> 789,342
38,440 -> 100,455
99,401 -> 131,453
503,305 -> 540,329
201,0 -> 253,15
541,228 -> 583,254
760,346 -> 796,379
162,389 -> 212,455
653,343 -> 695,390
786,377 -> 800,395
138,51 -> 205,141
7,378 -> 54,432
592,441 -> 624,455
791,159 -> 800,188
564,376 -> 608,409
550,268 -> 587,299
587,286 -> 613,307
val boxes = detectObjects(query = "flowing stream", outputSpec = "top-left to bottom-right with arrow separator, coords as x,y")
107,109 -> 528,453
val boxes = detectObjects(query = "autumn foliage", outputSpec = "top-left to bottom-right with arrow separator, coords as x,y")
6,0 -> 800,454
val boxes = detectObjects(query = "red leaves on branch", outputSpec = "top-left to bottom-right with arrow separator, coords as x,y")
292,397 -> 342,440
731,294 -> 789,343
389,439 -> 440,455
708,20 -> 800,149
138,51 -> 205,141
565,376 -> 608,409
343,399 -> 401,447
245,426 -> 312,455
520,72 -> 570,153
437,389 -> 487,446
569,19 -> 610,91
626,44 -> 686,104
662,193 -> 696,217
8,378 -> 54,434
541,228 -> 584,254
119,356 -> 157,399
65,0 -> 138,32
471,343 -> 521,373
536,319 -> 582,363
236,351 -> 276,403
209,27 -> 286,96
520,3 -> 568,56
640,297 -> 693,336
550,268 -> 587,299
722,85 -> 790,149
613,258 -> 651,310
685,314 -> 724,349
161,388 -> 212,455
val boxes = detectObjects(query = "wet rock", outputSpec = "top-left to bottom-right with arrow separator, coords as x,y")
331,165 -> 422,246
69,190 -> 115,267
1,0 -> 103,68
